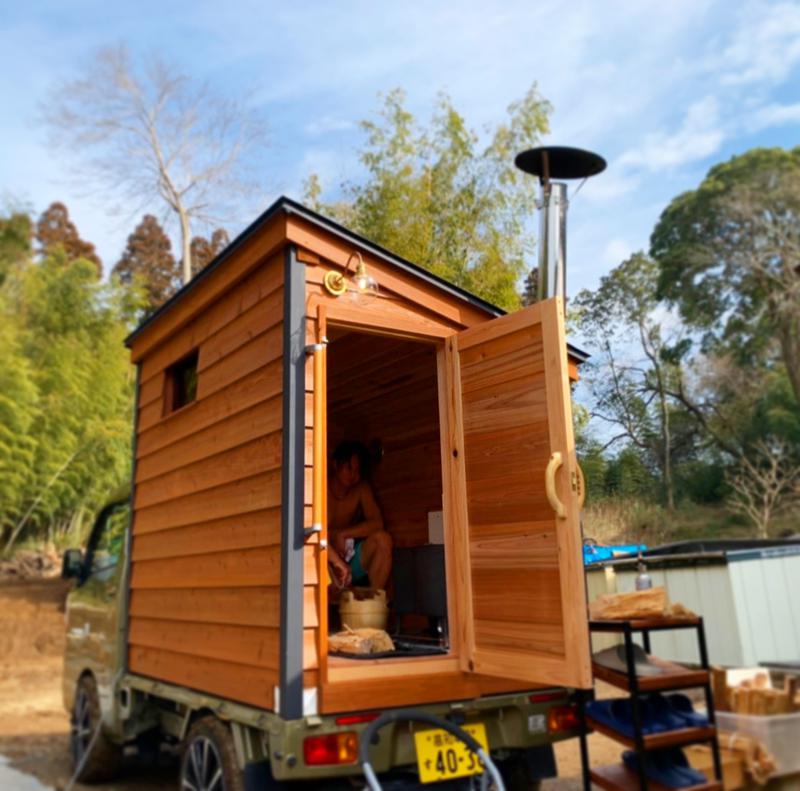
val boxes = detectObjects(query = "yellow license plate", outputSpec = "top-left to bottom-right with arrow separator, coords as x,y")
414,723 -> 489,784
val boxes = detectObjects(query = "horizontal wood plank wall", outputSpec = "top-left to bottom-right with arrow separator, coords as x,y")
326,332 -> 442,548
130,215 -> 287,364
128,250 -> 295,711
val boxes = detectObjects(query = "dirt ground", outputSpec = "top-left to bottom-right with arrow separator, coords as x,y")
3,575 -> 790,791
0,576 -> 176,790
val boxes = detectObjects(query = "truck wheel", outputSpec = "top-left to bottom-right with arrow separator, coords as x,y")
499,751 -> 542,791
181,716 -> 245,791
69,674 -> 123,782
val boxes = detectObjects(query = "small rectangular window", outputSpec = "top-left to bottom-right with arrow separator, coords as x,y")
164,350 -> 199,414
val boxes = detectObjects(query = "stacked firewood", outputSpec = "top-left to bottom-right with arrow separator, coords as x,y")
712,668 -> 799,714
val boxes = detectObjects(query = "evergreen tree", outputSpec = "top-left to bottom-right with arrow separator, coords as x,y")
522,268 -> 539,306
113,215 -> 180,311
190,229 -> 230,276
35,202 -> 102,276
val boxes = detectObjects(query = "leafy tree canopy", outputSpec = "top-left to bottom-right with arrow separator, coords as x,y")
0,212 -> 32,286
0,224 -> 139,552
650,147 -> 800,403
306,85 -> 551,311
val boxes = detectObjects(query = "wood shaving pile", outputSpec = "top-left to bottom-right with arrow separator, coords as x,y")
329,625 -> 395,655
589,587 -> 697,621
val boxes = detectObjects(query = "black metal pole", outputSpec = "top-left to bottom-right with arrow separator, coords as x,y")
577,689 -> 591,791
623,624 -> 648,791
697,618 -> 723,783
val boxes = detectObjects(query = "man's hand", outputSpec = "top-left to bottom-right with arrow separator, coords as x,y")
331,531 -> 348,557
328,549 -> 352,589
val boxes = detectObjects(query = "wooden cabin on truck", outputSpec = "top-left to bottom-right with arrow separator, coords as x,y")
62,196 -> 592,789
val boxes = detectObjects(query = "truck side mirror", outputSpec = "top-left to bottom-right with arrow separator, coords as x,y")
62,549 -> 84,580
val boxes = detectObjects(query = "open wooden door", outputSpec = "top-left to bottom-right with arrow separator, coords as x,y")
445,297 -> 591,689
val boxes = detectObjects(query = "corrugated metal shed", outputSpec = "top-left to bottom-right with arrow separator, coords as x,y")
586,542 -> 800,667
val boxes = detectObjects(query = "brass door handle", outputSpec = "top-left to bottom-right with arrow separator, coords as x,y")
576,463 -> 586,510
545,452 -> 566,519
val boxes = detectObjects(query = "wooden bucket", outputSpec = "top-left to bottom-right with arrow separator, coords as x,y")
339,588 -> 388,630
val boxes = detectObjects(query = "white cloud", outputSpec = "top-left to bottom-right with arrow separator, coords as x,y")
617,97 -> 725,172
744,101 -> 800,133
304,116 -> 356,136
714,2 -> 800,86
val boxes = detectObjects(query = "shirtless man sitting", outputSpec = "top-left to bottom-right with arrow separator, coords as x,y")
327,441 -> 392,591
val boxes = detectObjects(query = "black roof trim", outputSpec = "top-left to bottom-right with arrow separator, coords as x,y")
124,195 -> 590,361
280,198 -> 504,317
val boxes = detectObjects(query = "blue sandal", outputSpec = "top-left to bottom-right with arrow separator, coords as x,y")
587,698 -> 666,739
667,693 -> 709,727
623,748 -> 705,788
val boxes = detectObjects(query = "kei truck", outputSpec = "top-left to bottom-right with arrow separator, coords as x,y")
61,195 -> 592,790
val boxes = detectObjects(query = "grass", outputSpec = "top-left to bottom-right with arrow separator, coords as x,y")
582,498 -> 798,547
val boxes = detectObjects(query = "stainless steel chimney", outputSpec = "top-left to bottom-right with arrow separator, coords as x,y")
515,146 -> 606,300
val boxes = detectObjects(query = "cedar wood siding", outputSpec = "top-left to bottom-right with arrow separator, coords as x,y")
127,249 -> 291,710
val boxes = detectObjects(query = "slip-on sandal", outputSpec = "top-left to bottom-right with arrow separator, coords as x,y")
623,748 -> 700,788
667,746 -> 709,785
593,643 -> 666,676
667,693 -> 710,727
587,698 -> 666,739
646,693 -> 691,731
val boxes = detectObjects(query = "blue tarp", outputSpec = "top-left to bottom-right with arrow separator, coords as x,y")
583,543 -> 646,566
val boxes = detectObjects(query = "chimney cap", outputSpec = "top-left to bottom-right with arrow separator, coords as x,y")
515,146 -> 606,182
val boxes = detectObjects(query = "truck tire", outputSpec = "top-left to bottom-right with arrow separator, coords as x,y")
69,674 -> 123,783
499,751 -> 543,791
180,716 -> 246,791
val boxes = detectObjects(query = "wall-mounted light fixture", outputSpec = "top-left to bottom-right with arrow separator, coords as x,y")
323,252 -> 379,300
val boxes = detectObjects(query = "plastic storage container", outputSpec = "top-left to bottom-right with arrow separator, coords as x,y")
716,711 -> 800,777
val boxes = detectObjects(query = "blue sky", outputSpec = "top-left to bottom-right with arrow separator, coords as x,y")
1,0 -> 799,293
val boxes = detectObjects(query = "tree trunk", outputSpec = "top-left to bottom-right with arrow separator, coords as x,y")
179,207 -> 192,285
4,446 -> 84,554
663,400 -> 675,512
778,322 -> 800,406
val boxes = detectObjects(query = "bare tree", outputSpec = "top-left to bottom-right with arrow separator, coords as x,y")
574,253 -> 685,510
42,45 -> 267,283
726,439 -> 800,538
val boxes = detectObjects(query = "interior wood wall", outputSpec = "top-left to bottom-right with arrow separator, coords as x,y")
326,332 -> 443,549
127,251 -> 295,710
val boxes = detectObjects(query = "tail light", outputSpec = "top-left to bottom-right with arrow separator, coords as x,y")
335,712 -> 380,726
303,732 -> 359,765
547,704 -> 580,732
528,692 -> 565,704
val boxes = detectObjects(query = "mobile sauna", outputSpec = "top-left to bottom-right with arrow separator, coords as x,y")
61,196 -> 591,789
